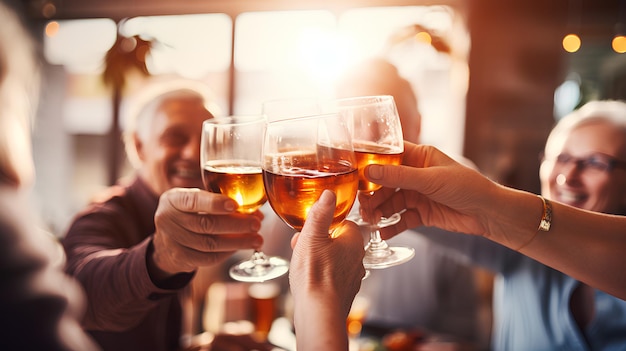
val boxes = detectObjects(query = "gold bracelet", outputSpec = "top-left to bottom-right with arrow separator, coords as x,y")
537,195 -> 552,232
517,195 -> 552,251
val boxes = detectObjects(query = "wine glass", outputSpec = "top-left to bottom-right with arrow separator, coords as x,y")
336,95 -> 415,269
201,115 -> 289,282
262,112 -> 359,238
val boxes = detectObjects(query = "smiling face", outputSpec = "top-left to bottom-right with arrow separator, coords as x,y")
540,120 -> 626,215
135,95 -> 214,195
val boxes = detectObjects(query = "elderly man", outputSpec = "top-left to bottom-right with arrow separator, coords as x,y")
63,81 -> 267,351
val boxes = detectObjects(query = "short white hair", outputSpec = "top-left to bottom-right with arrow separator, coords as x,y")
545,100 -> 626,159
123,79 -> 222,168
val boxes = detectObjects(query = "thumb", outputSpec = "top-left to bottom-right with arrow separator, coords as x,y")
300,189 -> 336,241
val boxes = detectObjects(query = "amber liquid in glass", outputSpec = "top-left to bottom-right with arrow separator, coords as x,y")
354,142 -> 403,192
248,282 -> 281,342
203,160 -> 266,214
263,159 -> 358,232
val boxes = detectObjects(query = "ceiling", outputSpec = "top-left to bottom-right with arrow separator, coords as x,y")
19,0 -> 461,21
10,0 -> 618,28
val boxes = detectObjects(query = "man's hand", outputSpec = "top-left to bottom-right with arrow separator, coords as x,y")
149,188 -> 264,281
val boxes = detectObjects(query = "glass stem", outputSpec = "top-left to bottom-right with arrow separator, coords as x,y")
251,250 -> 268,264
366,228 -> 391,257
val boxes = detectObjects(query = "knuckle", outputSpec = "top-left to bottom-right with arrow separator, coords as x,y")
179,191 -> 199,210
202,234 -> 219,251
198,215 -> 216,233
154,207 -> 172,228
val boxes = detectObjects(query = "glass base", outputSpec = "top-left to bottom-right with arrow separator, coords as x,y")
229,252 -> 289,283
363,245 -> 415,269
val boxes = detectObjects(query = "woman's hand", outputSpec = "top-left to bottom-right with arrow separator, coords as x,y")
289,190 -> 366,351
359,142 -> 497,240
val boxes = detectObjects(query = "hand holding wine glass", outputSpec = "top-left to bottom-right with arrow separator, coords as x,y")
201,115 -> 289,282
336,95 -> 415,269
289,190 -> 367,351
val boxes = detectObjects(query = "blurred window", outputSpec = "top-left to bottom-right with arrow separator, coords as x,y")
43,14 -> 232,134
121,14 -> 232,77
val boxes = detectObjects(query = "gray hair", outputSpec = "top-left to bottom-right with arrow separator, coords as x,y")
123,79 -> 222,168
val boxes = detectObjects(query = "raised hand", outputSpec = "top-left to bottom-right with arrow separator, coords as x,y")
289,190 -> 366,351
359,142 -> 494,241
149,188 -> 264,281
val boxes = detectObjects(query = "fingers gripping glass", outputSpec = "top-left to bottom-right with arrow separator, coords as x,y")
337,95 -> 415,269
201,116 -> 289,282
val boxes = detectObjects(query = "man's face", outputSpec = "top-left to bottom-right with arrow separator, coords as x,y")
137,96 -> 213,195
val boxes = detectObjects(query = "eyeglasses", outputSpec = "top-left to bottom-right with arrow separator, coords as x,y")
542,152 -> 626,173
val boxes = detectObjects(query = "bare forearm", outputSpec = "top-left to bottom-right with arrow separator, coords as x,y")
367,143 -> 626,300
486,185 -> 626,300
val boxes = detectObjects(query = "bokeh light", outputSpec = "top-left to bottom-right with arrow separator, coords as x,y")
612,35 -> 626,53
415,31 -> 432,45
44,21 -> 59,37
562,33 -> 581,53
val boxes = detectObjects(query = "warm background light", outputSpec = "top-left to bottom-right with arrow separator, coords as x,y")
415,31 -> 432,45
562,33 -> 581,53
44,21 -> 59,37
612,35 -> 626,53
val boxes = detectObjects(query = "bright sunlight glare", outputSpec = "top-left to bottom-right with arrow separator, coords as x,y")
296,27 -> 355,93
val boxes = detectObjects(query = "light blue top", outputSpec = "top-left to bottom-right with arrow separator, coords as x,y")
359,233 -> 481,342
419,227 -> 626,351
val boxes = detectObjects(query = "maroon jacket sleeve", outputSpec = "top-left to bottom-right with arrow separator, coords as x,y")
62,187 -> 193,332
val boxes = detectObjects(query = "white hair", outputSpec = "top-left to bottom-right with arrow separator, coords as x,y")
122,79 -> 222,168
545,100 -> 626,159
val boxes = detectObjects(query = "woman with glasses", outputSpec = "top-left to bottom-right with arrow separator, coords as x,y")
540,100 -> 626,216
361,100 -> 626,350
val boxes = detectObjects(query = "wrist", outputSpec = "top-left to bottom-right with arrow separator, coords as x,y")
483,185 -> 545,250
146,239 -> 193,288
